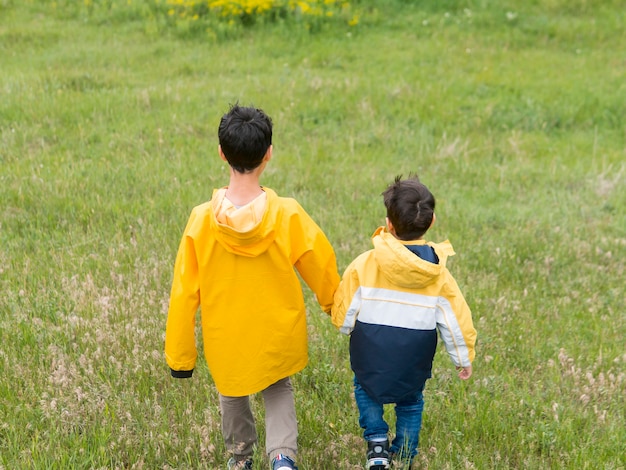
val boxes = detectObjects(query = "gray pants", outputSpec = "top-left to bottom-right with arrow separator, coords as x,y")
219,377 -> 298,461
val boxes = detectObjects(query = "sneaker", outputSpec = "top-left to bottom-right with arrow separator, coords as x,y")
366,440 -> 390,470
227,457 -> 253,469
271,453 -> 298,470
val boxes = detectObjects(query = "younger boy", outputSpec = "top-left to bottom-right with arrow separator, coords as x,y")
331,175 -> 476,469
165,104 -> 340,470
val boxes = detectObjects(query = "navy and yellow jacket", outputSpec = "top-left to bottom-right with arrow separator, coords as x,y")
331,227 -> 476,404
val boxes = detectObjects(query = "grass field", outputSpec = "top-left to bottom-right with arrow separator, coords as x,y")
1,0 -> 625,468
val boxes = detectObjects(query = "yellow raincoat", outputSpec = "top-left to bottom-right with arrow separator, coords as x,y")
165,187 -> 340,396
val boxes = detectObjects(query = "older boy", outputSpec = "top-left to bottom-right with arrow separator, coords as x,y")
165,104 -> 340,470
332,175 -> 476,469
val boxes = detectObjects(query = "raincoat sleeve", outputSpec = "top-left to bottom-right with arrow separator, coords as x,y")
164,212 -> 201,377
435,272 -> 477,367
330,261 -> 361,334
290,207 -> 340,314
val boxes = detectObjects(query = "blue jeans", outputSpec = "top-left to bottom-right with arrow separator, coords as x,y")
353,376 -> 425,461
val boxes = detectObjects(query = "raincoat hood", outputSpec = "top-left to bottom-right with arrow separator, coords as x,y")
372,226 -> 456,289
209,187 -> 279,257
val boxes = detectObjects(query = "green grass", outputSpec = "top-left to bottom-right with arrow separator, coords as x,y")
1,0 -> 625,468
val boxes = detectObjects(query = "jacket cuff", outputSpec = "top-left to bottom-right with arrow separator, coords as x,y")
170,368 -> 193,379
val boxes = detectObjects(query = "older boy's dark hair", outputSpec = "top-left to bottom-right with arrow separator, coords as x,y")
382,174 -> 435,240
218,104 -> 272,173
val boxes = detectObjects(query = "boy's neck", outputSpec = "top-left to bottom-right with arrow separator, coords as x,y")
225,166 -> 265,206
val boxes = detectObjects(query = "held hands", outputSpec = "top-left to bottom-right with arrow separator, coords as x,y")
456,365 -> 472,380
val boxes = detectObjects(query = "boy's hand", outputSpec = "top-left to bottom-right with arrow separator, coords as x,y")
457,365 -> 472,380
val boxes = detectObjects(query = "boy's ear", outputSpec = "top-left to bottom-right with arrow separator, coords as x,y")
264,145 -> 273,162
218,145 -> 228,162
430,213 -> 437,228
386,217 -> 395,234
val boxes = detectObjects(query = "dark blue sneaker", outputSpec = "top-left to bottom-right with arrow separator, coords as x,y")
272,453 -> 298,470
366,440 -> 390,469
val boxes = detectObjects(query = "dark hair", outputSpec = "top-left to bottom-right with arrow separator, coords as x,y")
218,104 -> 273,173
382,174 -> 435,240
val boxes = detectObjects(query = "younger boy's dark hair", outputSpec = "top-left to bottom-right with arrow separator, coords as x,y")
382,174 -> 435,240
218,104 -> 273,173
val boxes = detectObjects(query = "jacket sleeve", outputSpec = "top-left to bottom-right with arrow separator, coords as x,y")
164,213 -> 201,376
291,209 -> 340,314
435,272 -> 477,367
330,262 -> 361,334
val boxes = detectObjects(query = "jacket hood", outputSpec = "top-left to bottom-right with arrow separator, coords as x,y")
209,187 -> 279,257
371,226 -> 455,289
